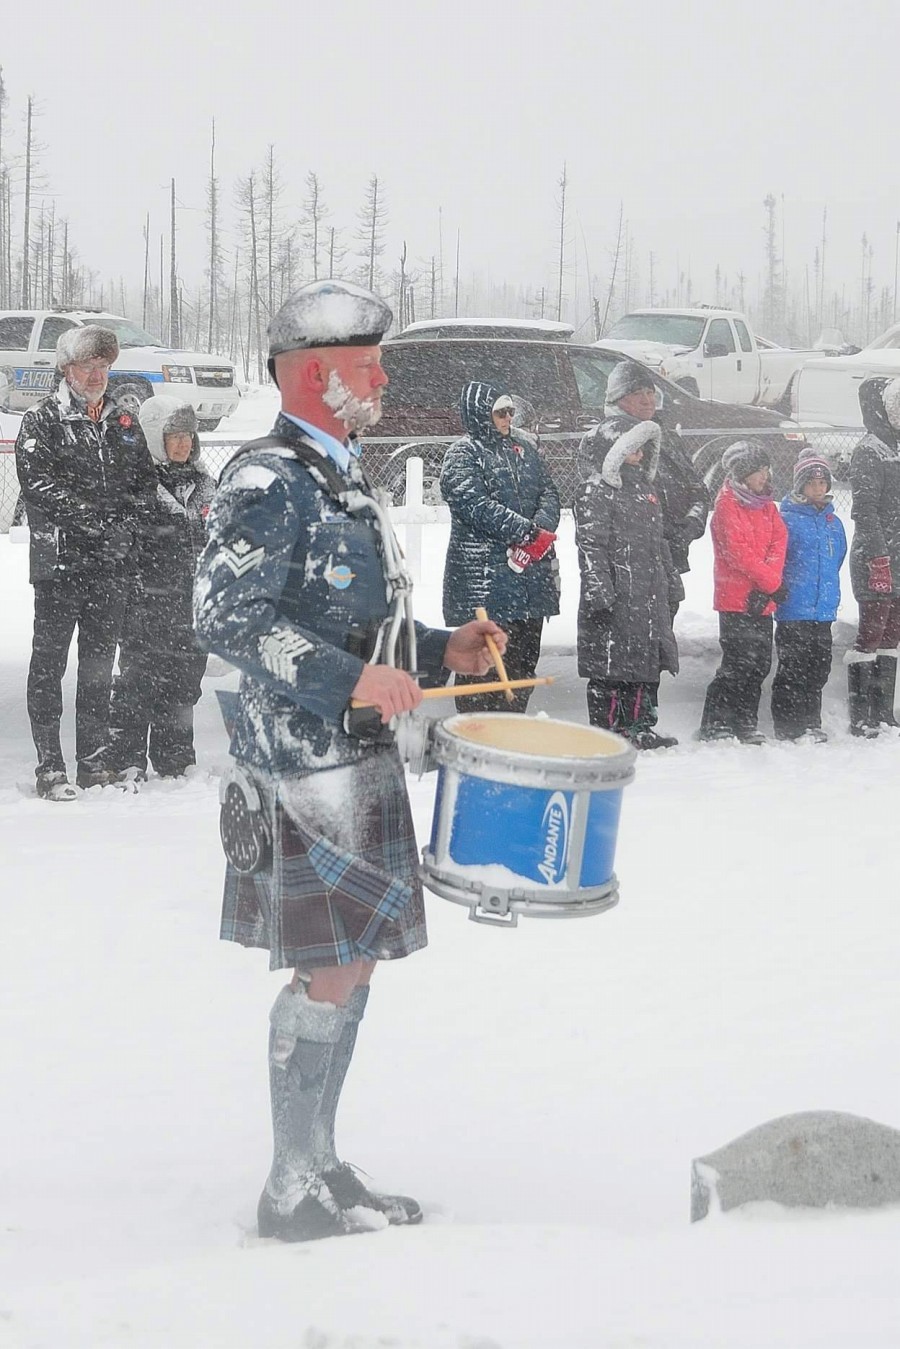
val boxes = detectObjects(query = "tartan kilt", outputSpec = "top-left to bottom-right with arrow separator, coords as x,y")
219,747 -> 427,970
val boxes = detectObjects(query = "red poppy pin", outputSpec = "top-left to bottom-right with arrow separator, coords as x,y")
118,413 -> 133,428
648,492 -> 658,504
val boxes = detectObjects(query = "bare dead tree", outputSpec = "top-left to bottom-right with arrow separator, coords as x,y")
21,95 -> 34,304
301,171 -> 329,281
169,178 -> 180,347
142,212 -> 150,327
206,118 -> 222,350
355,174 -> 387,291
556,162 -> 567,322
599,201 -> 624,335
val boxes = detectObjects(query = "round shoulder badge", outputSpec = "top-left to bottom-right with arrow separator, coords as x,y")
326,564 -> 356,590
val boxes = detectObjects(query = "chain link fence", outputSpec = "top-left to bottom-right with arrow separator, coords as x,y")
0,424 -> 864,532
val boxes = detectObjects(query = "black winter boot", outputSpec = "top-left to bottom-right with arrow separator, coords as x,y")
873,653 -> 899,728
848,660 -> 880,738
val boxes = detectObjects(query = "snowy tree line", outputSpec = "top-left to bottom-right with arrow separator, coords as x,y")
0,78 -> 898,373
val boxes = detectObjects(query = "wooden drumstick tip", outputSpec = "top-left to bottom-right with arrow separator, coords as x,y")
475,606 -> 515,703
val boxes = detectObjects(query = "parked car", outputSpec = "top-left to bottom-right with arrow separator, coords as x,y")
396,317 -> 575,342
369,337 -> 807,505
598,307 -> 821,411
794,320 -> 900,427
0,309 -> 240,429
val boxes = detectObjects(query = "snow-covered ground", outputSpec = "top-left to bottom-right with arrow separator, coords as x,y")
2,419 -> 900,1348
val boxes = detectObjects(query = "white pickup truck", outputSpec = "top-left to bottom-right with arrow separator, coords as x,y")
598,307 -> 820,411
0,308 -> 240,429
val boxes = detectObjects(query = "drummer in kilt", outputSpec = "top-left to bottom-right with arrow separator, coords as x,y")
193,280 -> 506,1243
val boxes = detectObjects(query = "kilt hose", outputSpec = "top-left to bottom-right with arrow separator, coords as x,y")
220,747 -> 427,970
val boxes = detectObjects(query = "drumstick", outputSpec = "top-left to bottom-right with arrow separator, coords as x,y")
475,606 -> 515,703
350,676 -> 554,709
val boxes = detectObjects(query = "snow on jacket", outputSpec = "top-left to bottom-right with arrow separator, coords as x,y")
849,376 -> 900,600
710,480 -> 787,615
578,409 -> 709,573
194,414 -> 449,777
15,382 -> 158,584
774,495 -> 847,623
574,419 -> 679,682
440,381 -> 561,625
131,459 -> 217,637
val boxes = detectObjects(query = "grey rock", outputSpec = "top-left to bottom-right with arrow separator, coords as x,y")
691,1110 -> 900,1221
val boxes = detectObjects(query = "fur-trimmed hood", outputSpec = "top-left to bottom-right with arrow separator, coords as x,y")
598,417 -> 661,488
859,375 -> 900,457
138,394 -> 202,465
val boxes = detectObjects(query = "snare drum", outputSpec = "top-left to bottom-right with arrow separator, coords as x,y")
421,713 -> 635,925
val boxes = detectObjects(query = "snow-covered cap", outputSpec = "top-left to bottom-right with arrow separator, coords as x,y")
793,451 -> 832,492
883,376 -> 900,432
722,438 -> 770,483
606,360 -> 655,405
267,279 -> 392,370
492,394 -> 515,414
56,325 -> 119,371
138,393 -> 200,464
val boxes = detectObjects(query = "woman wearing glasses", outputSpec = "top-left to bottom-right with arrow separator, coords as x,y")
440,382 -> 560,711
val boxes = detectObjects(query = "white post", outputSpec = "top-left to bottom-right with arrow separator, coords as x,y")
405,456 -> 424,583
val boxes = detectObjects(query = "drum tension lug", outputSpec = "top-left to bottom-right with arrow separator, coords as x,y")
470,893 -> 519,927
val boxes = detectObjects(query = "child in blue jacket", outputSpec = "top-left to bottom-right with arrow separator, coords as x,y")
771,452 -> 847,740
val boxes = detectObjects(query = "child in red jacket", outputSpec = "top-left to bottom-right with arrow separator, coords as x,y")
699,440 -> 788,743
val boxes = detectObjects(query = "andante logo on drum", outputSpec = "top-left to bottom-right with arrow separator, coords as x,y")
538,791 -> 570,884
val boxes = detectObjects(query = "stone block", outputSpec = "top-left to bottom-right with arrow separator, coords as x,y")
691,1110 -> 900,1221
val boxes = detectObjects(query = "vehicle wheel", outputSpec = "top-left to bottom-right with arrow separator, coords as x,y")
380,448 -> 446,506
675,378 -> 700,397
198,418 -> 221,432
110,379 -> 153,417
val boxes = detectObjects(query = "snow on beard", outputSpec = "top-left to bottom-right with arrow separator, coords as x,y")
322,368 -> 383,433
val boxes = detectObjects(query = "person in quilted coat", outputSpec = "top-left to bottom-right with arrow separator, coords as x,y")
770,452 -> 847,741
574,416 -> 679,749
699,439 -> 788,744
845,375 -> 900,735
440,381 -> 560,711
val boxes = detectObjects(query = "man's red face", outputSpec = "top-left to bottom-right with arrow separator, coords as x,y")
320,345 -> 388,432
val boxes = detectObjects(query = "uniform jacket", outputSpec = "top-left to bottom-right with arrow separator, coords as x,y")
15,382 -> 158,584
574,419 -> 679,682
849,377 -> 900,601
578,407 -> 709,573
711,481 -> 788,616
194,414 -> 449,777
440,381 -> 561,625
775,495 -> 847,623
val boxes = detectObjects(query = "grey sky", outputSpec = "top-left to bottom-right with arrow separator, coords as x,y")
3,0 -> 898,330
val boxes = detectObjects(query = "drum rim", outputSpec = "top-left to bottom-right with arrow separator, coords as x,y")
433,714 -> 636,788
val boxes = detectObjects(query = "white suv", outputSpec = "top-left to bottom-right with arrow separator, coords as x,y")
0,309 -> 240,429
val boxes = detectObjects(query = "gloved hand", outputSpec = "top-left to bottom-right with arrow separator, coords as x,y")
507,528 -> 557,574
868,556 -> 893,595
770,583 -> 790,604
746,589 -> 771,618
101,523 -> 134,562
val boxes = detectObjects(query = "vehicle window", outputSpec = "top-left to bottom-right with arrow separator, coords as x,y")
733,320 -> 754,353
38,317 -> 77,350
101,319 -> 161,348
706,318 -> 735,355
382,343 -> 563,419
605,314 -> 706,347
569,350 -> 618,410
0,316 -> 35,349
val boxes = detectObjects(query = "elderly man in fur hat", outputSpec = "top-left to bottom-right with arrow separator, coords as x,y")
15,325 -> 158,800
194,279 -> 507,1243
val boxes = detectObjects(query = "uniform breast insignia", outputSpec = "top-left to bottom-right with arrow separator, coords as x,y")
220,535 -> 265,578
258,625 -> 314,683
325,564 -> 356,590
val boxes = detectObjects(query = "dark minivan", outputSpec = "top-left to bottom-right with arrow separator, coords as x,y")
367,338 -> 807,504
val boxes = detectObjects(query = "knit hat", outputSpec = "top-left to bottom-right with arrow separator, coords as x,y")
793,450 -> 832,492
722,438 -> 770,483
883,376 -> 900,432
606,360 -> 655,405
267,279 -> 392,381
56,325 -> 119,371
